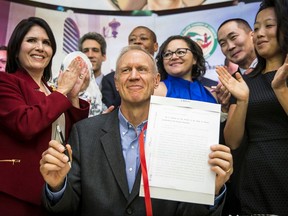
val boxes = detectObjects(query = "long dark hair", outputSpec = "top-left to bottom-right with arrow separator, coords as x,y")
6,17 -> 56,81
253,0 -> 288,75
156,35 -> 206,81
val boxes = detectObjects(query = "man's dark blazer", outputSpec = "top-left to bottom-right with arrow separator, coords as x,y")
101,71 -> 121,108
43,109 -> 224,216
199,77 -> 218,88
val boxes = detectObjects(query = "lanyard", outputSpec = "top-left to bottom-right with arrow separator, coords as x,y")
139,123 -> 153,216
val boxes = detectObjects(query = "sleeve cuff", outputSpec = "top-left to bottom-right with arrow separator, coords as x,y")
45,177 -> 67,203
210,184 -> 226,210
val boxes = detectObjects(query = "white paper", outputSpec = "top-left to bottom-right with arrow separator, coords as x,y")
140,96 -> 221,205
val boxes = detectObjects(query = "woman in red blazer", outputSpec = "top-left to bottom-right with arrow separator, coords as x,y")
0,17 -> 89,215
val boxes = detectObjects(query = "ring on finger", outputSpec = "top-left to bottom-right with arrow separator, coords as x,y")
225,167 -> 232,173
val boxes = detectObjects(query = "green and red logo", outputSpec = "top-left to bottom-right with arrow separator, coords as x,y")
181,22 -> 217,59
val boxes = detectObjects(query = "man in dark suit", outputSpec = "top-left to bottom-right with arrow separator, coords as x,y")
40,45 -> 233,215
101,69 -> 120,107
101,26 -> 158,108
214,18 -> 258,113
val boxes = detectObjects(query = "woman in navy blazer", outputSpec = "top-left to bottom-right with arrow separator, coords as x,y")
0,17 -> 89,215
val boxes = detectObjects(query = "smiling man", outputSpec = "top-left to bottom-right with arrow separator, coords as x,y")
217,18 -> 257,74
78,32 -> 107,89
41,45 -> 232,216
101,26 -> 158,108
216,18 -> 258,215
128,26 -> 158,56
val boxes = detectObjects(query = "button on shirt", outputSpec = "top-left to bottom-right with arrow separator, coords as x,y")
118,110 -> 147,193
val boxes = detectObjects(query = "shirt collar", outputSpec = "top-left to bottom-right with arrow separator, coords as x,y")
239,58 -> 258,73
118,108 -> 148,132
95,73 -> 104,86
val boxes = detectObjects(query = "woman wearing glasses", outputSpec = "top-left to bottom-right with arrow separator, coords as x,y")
154,35 -> 217,104
153,35 -> 228,210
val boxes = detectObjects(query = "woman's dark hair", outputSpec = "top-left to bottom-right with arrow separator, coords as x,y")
6,17 -> 56,81
253,0 -> 288,75
156,35 -> 206,81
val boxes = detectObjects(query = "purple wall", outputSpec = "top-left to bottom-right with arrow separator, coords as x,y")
0,1 -> 10,45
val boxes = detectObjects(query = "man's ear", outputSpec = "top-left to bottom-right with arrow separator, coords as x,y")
154,42 -> 159,53
249,31 -> 254,39
155,72 -> 160,88
102,54 -> 107,62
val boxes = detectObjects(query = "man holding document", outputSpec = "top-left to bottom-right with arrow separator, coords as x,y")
40,45 -> 233,215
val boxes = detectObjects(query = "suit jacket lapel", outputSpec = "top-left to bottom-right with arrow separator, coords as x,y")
100,110 -> 130,199
128,168 -> 142,204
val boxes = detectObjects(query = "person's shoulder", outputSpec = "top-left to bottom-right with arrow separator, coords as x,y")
0,71 -> 16,79
0,71 -> 24,86
104,71 -> 115,78
102,71 -> 115,83
153,81 -> 167,97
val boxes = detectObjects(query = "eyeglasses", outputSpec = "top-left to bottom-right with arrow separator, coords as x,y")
162,48 -> 191,60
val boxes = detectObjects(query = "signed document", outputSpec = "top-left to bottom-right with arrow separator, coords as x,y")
140,96 -> 221,205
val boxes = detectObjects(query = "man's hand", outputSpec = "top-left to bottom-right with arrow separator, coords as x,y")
102,105 -> 115,114
216,66 -> 249,103
212,82 -> 231,113
209,144 -> 233,196
40,140 -> 72,191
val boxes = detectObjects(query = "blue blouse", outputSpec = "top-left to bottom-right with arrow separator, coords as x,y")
163,75 -> 217,103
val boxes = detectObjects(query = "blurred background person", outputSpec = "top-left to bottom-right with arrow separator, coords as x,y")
112,0 -> 205,10
78,32 -> 107,90
0,17 -> 89,215
0,45 -> 7,72
59,51 -> 106,116
128,26 -> 158,56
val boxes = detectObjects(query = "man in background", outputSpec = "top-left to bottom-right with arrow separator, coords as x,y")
216,18 -> 257,216
128,26 -> 158,56
215,18 -> 257,112
78,32 -> 107,90
217,18 -> 257,75
0,45 -> 7,73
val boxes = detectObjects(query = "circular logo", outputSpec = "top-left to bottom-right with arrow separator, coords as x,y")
180,22 -> 217,59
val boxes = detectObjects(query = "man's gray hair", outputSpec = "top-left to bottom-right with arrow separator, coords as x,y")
115,45 -> 158,76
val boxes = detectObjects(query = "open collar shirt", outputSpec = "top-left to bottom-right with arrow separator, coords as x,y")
118,109 -> 147,193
